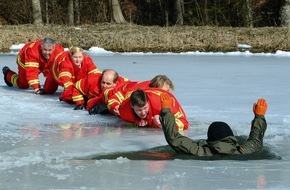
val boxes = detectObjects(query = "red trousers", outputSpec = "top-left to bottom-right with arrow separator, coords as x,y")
7,66 -> 30,89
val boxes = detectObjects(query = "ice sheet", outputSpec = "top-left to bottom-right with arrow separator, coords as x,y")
1,50 -> 290,189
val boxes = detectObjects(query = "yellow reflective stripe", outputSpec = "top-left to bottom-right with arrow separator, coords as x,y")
11,74 -> 18,87
28,79 -> 40,86
75,79 -> 86,95
174,117 -> 184,131
174,111 -> 183,119
72,95 -> 84,102
28,42 -> 35,48
124,91 -> 133,100
174,110 -> 185,131
108,99 -> 120,106
58,71 -> 72,78
123,77 -> 129,82
115,91 -> 124,102
52,62 -> 58,81
64,82 -> 73,89
107,99 -> 121,111
179,130 -> 184,135
145,89 -> 162,96
17,55 -> 25,69
88,68 -> 100,74
25,62 -> 39,68
103,89 -> 110,103
52,52 -> 65,81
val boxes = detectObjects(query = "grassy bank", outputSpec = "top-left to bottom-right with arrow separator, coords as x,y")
1,24 -> 290,53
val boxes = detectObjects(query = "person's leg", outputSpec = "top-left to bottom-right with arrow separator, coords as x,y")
207,121 -> 234,141
43,73 -> 59,94
4,66 -> 30,89
15,66 -> 30,89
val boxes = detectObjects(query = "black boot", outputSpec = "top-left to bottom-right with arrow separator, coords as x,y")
2,66 -> 13,87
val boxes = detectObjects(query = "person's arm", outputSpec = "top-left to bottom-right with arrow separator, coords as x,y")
239,98 -> 268,154
159,93 -> 213,156
83,56 -> 99,75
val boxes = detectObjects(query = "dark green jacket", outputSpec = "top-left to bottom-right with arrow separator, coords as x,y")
160,108 -> 267,156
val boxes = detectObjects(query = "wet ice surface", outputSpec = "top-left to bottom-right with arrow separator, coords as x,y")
1,51 -> 290,189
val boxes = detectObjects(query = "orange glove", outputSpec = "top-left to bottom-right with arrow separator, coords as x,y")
253,98 -> 268,116
160,93 -> 172,109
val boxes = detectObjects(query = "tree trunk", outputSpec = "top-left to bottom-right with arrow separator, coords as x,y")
281,0 -> 290,27
245,0 -> 253,27
68,0 -> 74,25
109,0 -> 127,23
75,0 -> 80,25
45,0 -> 49,24
175,0 -> 184,25
32,0 -> 43,25
204,0 -> 208,25
164,0 -> 169,26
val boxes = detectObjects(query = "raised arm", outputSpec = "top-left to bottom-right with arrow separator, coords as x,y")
239,98 -> 268,154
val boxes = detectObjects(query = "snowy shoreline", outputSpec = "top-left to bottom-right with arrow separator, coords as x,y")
3,43 -> 290,57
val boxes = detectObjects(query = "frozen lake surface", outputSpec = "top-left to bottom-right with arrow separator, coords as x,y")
1,50 -> 290,189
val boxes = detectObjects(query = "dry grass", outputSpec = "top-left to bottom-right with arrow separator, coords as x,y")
1,24 -> 290,53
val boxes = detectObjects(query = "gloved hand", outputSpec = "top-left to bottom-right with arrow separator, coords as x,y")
74,104 -> 85,110
160,93 -> 172,109
253,98 -> 268,116
35,88 -> 45,95
88,104 -> 109,115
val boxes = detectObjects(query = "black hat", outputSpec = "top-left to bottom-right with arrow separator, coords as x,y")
207,121 -> 234,142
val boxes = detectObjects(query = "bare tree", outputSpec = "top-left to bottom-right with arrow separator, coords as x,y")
68,0 -> 74,25
281,0 -> 290,27
32,0 -> 43,25
75,0 -> 80,25
45,0 -> 49,24
164,0 -> 184,26
245,0 -> 253,27
164,0 -> 169,26
109,0 -> 127,23
175,0 -> 184,25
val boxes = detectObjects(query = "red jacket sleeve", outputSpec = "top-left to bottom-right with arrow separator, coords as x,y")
58,58 -> 75,89
86,96 -> 104,110
106,84 -> 128,114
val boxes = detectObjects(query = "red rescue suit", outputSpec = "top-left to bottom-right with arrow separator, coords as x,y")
105,80 -> 150,114
6,39 -> 64,90
72,73 -> 129,109
72,72 -> 103,107
118,88 -> 189,131
47,51 -> 99,103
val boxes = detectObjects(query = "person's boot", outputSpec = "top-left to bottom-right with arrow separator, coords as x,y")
2,66 -> 13,87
